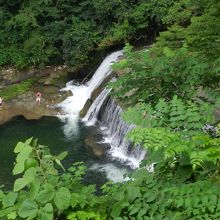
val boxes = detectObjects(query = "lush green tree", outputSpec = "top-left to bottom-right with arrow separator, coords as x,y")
1,0 -> 220,219
106,1 -> 220,218
0,0 -> 175,70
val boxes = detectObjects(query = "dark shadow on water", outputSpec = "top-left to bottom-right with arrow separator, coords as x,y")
0,116 -> 129,190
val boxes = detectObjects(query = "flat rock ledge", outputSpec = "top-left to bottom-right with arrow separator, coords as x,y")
0,88 -> 71,125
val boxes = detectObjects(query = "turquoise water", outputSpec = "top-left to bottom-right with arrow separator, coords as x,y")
0,116 -> 127,189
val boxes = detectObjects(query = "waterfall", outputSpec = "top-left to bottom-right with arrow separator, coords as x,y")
83,88 -> 111,126
58,49 -> 145,177
83,94 -> 146,169
57,50 -> 123,138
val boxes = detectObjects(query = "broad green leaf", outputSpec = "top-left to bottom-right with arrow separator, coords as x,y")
2,192 -> 18,208
31,138 -> 38,148
18,199 -> 38,219
36,184 -> 55,204
114,190 -> 125,201
175,197 -> 184,208
38,203 -> 53,220
13,162 -> 25,175
184,197 -> 192,208
16,146 -> 32,163
54,187 -> 71,210
126,186 -> 141,202
113,218 -> 123,220
0,207 -> 15,218
137,208 -> 147,217
13,146 -> 33,175
111,202 -> 123,217
7,211 -> 17,219
146,192 -> 156,203
70,193 -> 80,208
13,178 -> 28,192
13,168 -> 37,192
30,179 -> 40,199
208,205 -> 215,213
129,206 -> 140,216
23,167 -> 36,183
47,175 -> 59,186
25,137 -> 33,145
14,142 -> 25,153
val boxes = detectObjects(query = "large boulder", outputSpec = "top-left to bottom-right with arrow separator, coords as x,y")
85,138 -> 109,157
80,73 -> 114,117
80,99 -> 92,117
0,65 -> 71,125
0,65 -> 68,88
0,85 -> 71,125
85,127 -> 110,157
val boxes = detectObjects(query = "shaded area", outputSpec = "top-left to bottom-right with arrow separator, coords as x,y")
0,116 -> 129,189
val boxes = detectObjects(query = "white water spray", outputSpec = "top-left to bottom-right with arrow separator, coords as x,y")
89,163 -> 130,183
58,50 -> 146,182
57,51 -> 123,138
84,97 -> 146,169
82,88 -> 111,126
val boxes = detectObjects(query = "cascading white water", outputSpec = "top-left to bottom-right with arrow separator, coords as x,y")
83,88 -> 111,126
57,50 -> 145,182
57,51 -> 123,138
83,96 -> 146,169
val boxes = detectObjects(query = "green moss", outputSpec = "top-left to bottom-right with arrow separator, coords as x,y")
0,79 -> 35,100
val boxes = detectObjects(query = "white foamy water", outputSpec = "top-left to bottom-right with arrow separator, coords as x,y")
83,88 -> 111,126
84,96 -> 146,169
57,51 -> 123,138
57,50 -> 146,181
89,163 -> 130,183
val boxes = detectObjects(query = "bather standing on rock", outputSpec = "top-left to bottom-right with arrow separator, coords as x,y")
36,92 -> 42,104
0,97 -> 3,107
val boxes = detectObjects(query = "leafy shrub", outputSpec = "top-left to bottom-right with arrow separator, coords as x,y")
0,138 -> 106,220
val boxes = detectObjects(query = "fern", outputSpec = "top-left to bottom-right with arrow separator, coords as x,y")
129,126 -> 220,174
123,95 -> 215,136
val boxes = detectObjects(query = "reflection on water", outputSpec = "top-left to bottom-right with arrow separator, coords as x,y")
0,116 -> 130,189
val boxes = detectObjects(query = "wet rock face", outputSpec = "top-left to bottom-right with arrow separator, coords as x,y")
0,88 -> 72,125
85,128 -> 110,157
80,99 -> 92,117
0,66 -> 71,125
0,67 -> 22,87
0,65 -> 68,88
80,73 -> 114,118
85,138 -> 106,157
85,136 -> 110,157
80,86 -> 103,117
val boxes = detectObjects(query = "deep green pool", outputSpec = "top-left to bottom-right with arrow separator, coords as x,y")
0,116 -> 129,189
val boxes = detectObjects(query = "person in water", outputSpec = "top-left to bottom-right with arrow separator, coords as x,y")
36,92 -> 42,104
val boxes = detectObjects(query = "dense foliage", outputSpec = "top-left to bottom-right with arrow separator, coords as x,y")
107,0 -> 220,218
110,0 -> 220,103
1,0 -> 220,219
0,138 -> 106,220
0,0 -> 174,70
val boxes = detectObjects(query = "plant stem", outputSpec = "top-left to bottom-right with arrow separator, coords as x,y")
35,148 -> 47,183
